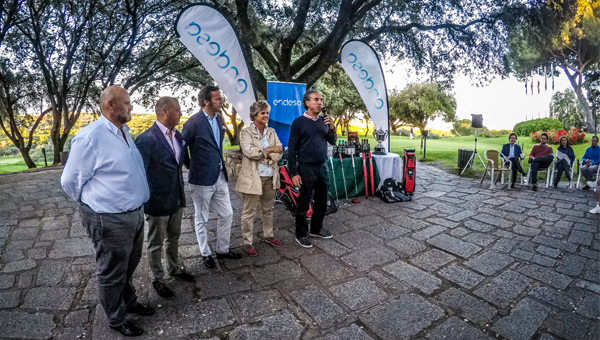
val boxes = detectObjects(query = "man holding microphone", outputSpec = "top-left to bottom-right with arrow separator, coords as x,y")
287,91 -> 337,248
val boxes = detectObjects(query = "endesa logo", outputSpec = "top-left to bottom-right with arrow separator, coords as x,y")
185,22 -> 248,94
272,99 -> 302,107
346,53 -> 384,110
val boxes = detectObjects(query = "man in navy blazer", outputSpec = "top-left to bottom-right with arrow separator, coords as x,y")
135,97 -> 195,300
182,86 -> 241,269
500,133 -> 527,188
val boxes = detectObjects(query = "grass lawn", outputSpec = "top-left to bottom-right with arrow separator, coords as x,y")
0,157 -> 46,174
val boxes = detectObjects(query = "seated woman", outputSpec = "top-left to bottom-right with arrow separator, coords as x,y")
235,100 -> 283,256
553,135 -> 576,187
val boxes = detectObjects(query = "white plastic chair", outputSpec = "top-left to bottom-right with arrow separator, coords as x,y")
549,156 -> 578,189
575,163 -> 600,190
526,160 -> 553,188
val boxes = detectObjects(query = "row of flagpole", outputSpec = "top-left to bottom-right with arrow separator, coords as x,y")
525,64 -> 555,95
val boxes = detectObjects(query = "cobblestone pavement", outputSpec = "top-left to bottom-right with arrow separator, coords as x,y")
0,164 -> 598,340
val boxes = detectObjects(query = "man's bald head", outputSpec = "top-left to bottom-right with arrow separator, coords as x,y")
99,86 -> 132,128
155,96 -> 181,129
154,97 -> 178,116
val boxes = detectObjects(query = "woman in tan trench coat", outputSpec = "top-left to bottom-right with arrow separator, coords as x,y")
235,100 -> 283,256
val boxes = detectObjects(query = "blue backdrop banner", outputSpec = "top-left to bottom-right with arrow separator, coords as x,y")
267,81 -> 306,147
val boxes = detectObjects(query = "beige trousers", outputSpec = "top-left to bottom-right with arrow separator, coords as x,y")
241,176 -> 275,246
146,208 -> 183,281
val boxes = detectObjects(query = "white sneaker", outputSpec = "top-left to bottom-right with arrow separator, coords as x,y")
590,206 -> 600,214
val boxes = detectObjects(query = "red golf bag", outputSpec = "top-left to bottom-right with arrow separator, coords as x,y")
403,148 -> 416,194
277,165 -> 313,218
277,163 -> 336,218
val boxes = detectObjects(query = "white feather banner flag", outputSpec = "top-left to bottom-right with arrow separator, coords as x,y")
175,4 -> 256,125
340,40 -> 389,151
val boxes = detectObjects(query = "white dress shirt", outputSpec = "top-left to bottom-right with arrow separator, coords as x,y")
203,110 -> 222,169
252,123 -> 273,177
155,120 -> 181,162
61,115 -> 149,213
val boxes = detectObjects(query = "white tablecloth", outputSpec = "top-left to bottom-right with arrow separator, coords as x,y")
372,152 -> 403,189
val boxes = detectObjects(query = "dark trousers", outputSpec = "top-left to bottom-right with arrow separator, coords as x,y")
508,157 -> 525,184
79,203 -> 145,327
553,159 -> 572,185
581,164 -> 599,181
295,165 -> 328,238
529,155 -> 554,185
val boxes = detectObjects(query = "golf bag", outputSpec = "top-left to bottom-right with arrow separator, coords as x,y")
376,178 -> 411,203
403,148 -> 416,194
277,165 -> 337,217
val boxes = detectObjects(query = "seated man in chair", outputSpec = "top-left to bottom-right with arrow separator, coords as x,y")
581,135 -> 599,190
528,132 -> 554,191
501,133 -> 527,188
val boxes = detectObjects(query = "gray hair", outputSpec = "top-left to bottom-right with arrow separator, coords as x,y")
302,90 -> 319,110
249,100 -> 270,121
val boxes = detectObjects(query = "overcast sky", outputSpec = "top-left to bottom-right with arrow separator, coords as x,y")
382,61 -> 571,131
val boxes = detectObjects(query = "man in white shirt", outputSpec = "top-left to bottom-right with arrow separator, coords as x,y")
61,86 -> 152,337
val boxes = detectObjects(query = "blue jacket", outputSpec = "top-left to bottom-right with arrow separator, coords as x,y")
182,111 -> 227,186
135,123 -> 187,216
582,145 -> 600,165
500,143 -> 523,160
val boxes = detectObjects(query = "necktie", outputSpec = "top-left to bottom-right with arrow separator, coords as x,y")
167,130 -> 176,153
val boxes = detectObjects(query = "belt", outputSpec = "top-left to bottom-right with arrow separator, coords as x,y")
81,203 -> 142,214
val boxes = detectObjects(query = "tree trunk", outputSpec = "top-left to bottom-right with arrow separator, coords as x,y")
21,152 -> 37,169
221,106 -> 243,146
419,125 -> 427,153
52,137 -> 67,165
562,66 -> 594,132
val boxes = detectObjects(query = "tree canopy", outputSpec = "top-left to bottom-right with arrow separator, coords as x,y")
1,0 -> 533,167
0,0 -> 205,165
208,0 -> 526,97
549,88 -> 585,129
389,82 -> 457,149
507,0 -> 600,132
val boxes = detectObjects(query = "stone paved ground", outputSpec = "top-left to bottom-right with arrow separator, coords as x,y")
0,164 -> 598,340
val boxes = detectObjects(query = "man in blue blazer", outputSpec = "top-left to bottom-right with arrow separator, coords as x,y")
500,133 -> 527,188
135,97 -> 194,300
182,86 -> 241,269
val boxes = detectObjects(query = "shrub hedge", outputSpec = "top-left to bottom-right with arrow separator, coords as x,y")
513,118 -> 563,137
